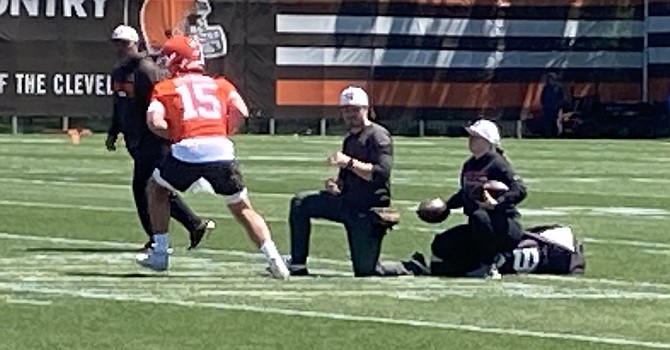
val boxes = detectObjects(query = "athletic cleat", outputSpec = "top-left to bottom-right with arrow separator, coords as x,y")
188,219 -> 216,250
135,250 -> 169,271
267,257 -> 291,280
266,255 -> 307,276
466,263 -> 502,280
407,251 -> 431,275
487,264 -> 502,280
289,267 -> 309,276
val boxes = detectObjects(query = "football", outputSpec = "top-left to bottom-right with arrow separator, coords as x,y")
483,180 -> 510,198
416,197 -> 450,223
469,180 -> 510,200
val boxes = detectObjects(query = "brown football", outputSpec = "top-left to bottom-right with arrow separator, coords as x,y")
483,180 -> 510,198
416,198 -> 450,224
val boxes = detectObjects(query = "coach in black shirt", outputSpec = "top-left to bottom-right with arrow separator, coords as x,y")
435,119 -> 527,277
106,25 -> 212,250
287,86 -> 399,277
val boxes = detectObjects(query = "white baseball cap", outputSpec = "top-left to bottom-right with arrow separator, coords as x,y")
111,25 -> 139,42
339,86 -> 369,107
465,119 -> 501,145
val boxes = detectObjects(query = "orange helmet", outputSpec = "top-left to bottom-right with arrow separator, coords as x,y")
160,35 -> 205,75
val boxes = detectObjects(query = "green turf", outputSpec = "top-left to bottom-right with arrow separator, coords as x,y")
0,134 -> 669,350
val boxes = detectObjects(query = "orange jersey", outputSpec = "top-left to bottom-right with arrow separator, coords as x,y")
151,74 -> 237,143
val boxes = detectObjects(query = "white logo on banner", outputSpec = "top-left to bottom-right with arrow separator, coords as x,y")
0,72 -> 113,96
0,0 -> 107,18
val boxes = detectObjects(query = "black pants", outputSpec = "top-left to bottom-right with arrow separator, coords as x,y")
131,152 -> 202,238
289,191 -> 402,277
430,209 -> 523,276
542,107 -> 560,137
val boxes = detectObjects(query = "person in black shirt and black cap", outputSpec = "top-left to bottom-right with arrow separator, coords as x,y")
106,25 -> 214,251
285,86 -> 402,277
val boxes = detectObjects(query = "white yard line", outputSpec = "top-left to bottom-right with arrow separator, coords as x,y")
2,177 -> 669,205
585,238 -> 670,249
0,139 -> 66,144
0,231 -> 350,266
1,283 -> 670,349
2,232 -> 670,289
4,297 -> 53,306
1,232 -> 670,347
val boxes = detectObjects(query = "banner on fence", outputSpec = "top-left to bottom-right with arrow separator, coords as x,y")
0,0 -> 125,116
1,0 -> 669,121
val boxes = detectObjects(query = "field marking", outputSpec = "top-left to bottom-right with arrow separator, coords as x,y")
0,139 -> 67,144
12,247 -> 670,302
2,176 -> 670,205
4,297 -> 53,306
0,198 -> 667,245
1,284 -> 670,349
2,201 -> 670,261
3,233 -> 670,347
643,250 -> 670,256
3,231 -> 670,290
0,199 -> 600,234
586,238 -> 670,249
4,244 -> 670,304
414,226 -> 670,251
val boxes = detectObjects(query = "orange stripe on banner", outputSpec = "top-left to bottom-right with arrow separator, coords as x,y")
649,78 -> 670,102
273,0 -> 648,7
276,80 -> 643,109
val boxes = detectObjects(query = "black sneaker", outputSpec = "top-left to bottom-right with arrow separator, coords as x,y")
289,267 -> 309,276
188,220 -> 216,250
283,255 -> 309,276
405,251 -> 430,275
140,240 -> 174,254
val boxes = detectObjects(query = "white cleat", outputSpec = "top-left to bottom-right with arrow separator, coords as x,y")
487,264 -> 502,280
268,257 -> 290,280
205,220 -> 216,230
135,250 -> 169,271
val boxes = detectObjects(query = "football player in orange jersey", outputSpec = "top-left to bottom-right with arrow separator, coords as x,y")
136,35 -> 290,279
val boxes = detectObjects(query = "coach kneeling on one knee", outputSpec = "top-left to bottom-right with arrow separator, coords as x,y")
287,86 -> 402,277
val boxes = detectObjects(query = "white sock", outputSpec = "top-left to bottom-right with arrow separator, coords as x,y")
260,240 -> 281,261
153,233 -> 170,253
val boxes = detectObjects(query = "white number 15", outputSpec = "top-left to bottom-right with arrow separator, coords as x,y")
176,81 -> 222,120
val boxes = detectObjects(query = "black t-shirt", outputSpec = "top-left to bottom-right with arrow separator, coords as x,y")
446,151 -> 527,217
108,53 -> 167,155
338,123 -> 393,211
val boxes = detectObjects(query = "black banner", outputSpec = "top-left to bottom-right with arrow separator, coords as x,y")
0,0 -> 272,118
0,0 -> 124,116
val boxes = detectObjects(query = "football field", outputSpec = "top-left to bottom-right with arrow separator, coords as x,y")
0,134 -> 669,350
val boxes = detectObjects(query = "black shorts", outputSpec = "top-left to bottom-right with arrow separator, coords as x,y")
153,154 -> 246,202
